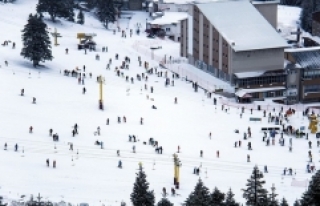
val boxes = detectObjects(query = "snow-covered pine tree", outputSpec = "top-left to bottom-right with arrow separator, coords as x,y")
77,9 -> 85,24
209,187 -> 225,206
300,170 -> 320,206
268,184 -> 279,206
96,0 -> 116,29
185,178 -> 211,206
21,14 -> 53,67
279,198 -> 289,206
293,199 -> 301,206
36,0 -> 74,22
300,0 -> 320,33
130,167 -> 155,206
157,198 -> 173,206
242,165 -> 269,206
224,188 -> 240,206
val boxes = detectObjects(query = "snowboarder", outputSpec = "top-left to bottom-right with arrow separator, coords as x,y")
118,160 -> 122,168
29,126 -> 33,133
46,159 -> 49,167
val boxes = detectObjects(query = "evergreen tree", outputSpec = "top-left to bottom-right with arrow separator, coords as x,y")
210,187 -> 225,206
280,0 -> 302,6
77,9 -> 85,24
157,198 -> 173,206
96,0 -> 116,28
300,170 -> 320,206
185,179 -> 211,206
300,0 -> 320,33
242,166 -> 269,206
268,184 -> 279,206
130,167 -> 155,206
21,14 -> 53,67
279,198 -> 289,206
224,188 -> 240,206
85,0 -> 98,9
293,200 -> 301,206
36,0 -> 74,22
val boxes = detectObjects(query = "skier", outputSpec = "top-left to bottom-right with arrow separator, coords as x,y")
151,86 -> 153,93
177,145 -> 180,153
283,167 -> 287,175
209,132 -> 211,139
174,97 -> 177,104
248,142 -> 252,150
308,141 -> 312,149
123,116 -> 126,123
49,128 -> 53,136
32,97 -> 36,104
4,143 -> 7,150
239,140 -> 242,147
97,126 -> 101,135
106,118 -> 109,125
132,145 -> 136,153
234,141 -> 238,148
83,87 -> 86,94
46,159 -> 49,167
200,150 -> 203,157
247,154 -> 250,162
53,160 -> 56,168
117,150 -> 120,156
118,116 -> 121,123
171,188 -> 176,196
216,150 -> 219,158
29,126 -> 33,133
70,143 -> 73,151
264,165 -> 268,173
118,160 -> 122,168
162,187 -> 167,197
140,117 -> 143,125
72,129 -> 76,137
15,143 -> 18,151
21,88 -> 24,96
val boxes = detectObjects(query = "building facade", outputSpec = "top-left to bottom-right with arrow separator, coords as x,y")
180,0 -> 288,100
284,47 -> 320,103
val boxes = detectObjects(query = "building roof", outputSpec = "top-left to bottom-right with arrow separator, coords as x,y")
149,12 -> 187,25
197,0 -> 289,52
234,71 -> 265,78
158,0 -> 279,5
286,48 -> 320,70
236,87 -> 286,95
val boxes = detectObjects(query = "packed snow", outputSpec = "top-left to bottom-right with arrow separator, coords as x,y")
0,1 -> 319,205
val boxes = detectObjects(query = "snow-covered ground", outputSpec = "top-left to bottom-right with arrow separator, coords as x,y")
0,1 -> 319,205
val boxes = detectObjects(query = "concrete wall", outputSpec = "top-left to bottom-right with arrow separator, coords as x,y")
231,48 -> 284,73
161,22 -> 181,41
180,19 -> 187,57
253,2 -> 278,29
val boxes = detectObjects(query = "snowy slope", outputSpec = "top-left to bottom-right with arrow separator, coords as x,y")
0,1 -> 319,205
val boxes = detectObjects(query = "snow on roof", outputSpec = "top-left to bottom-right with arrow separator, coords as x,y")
234,71 -> 265,78
285,46 -> 320,53
277,5 -> 301,40
197,0 -> 289,52
149,12 -> 187,25
160,0 -> 279,5
237,86 -> 286,94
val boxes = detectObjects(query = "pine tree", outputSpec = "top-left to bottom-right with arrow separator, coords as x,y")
242,166 -> 269,206
157,198 -> 173,206
21,14 -> 53,67
77,9 -> 85,24
293,200 -> 301,206
280,0 -> 302,6
130,167 -> 155,206
300,170 -> 320,206
300,0 -> 320,33
96,0 -> 116,29
36,0 -> 74,22
224,188 -> 240,206
210,187 -> 225,206
268,184 -> 279,206
279,198 -> 289,206
185,179 -> 211,206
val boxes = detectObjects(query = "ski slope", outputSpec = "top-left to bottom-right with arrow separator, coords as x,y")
0,1 -> 318,205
